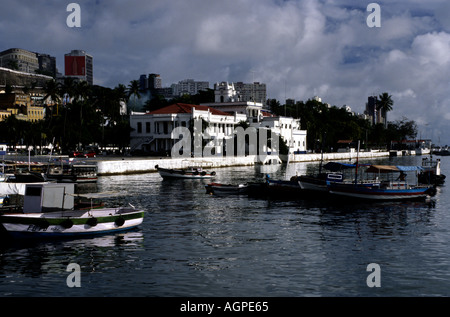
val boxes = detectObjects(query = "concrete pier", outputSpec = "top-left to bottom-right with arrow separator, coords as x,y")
96,151 -> 390,175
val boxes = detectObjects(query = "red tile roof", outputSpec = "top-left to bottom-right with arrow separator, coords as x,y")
148,103 -> 232,116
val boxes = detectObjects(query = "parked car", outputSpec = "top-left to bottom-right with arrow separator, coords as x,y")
84,151 -> 96,158
72,151 -> 84,157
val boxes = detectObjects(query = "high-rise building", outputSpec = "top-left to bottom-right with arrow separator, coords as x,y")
64,50 -> 93,85
0,48 -> 39,73
35,53 -> 56,77
148,73 -> 162,90
171,79 -> 209,96
234,82 -> 267,104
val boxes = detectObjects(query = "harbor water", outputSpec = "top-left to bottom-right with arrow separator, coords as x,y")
1,155 -> 450,297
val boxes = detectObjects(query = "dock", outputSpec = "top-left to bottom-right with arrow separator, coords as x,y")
95,151 -> 390,175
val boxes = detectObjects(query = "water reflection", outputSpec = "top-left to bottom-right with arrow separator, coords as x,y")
1,156 -> 450,296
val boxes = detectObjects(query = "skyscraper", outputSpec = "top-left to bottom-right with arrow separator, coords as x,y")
64,50 -> 93,85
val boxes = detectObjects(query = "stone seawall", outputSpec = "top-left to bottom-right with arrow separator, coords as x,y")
97,151 -> 390,175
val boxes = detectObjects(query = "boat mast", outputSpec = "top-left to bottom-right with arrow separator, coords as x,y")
354,140 -> 360,185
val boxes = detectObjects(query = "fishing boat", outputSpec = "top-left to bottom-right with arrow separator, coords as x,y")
46,160 -> 98,183
0,183 -> 145,239
297,162 -> 357,192
327,165 -> 436,200
418,156 -> 446,185
205,182 -> 248,195
246,174 -> 303,199
155,164 -> 216,179
266,175 -> 302,193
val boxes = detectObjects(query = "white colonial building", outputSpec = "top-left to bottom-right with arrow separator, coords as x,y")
259,115 -> 307,154
202,81 -> 307,154
129,82 -> 307,158
130,103 -> 246,156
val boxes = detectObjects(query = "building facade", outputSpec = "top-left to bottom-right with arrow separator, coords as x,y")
64,50 -> 93,85
36,53 -> 56,77
0,93 -> 44,122
130,82 -> 307,157
171,79 -> 209,97
0,48 -> 39,73
364,95 -> 386,126
204,82 -> 307,154
130,103 -> 243,156
233,81 -> 267,104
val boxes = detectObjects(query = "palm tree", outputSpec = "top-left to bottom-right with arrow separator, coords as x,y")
377,92 -> 393,128
43,79 -> 61,116
72,80 -> 91,102
43,79 -> 61,104
128,80 -> 141,112
60,77 -> 76,105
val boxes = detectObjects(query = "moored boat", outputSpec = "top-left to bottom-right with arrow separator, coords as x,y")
327,165 -> 436,200
298,162 -> 365,192
155,165 -> 216,179
46,160 -> 98,183
418,156 -> 446,185
266,175 -> 302,193
0,183 -> 145,239
205,182 -> 248,195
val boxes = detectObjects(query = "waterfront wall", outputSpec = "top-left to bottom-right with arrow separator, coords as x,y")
97,151 -> 390,175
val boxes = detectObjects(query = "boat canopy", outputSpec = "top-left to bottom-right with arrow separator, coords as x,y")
366,165 -> 424,173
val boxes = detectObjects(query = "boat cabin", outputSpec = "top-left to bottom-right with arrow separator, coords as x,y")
23,183 -> 75,213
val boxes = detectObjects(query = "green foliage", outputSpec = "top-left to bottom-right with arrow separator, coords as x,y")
0,79 -> 415,155
270,95 -> 415,151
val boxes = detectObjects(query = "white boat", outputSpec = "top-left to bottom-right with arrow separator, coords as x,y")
0,183 -> 145,239
155,165 -> 216,179
418,156 -> 446,185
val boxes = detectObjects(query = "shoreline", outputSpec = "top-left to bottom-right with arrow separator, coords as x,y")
95,151 -> 392,175
5,150 -> 429,176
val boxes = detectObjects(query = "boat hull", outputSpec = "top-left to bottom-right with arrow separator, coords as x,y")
205,183 -> 248,195
298,176 -> 328,192
328,183 -> 433,200
156,167 -> 215,179
0,208 -> 145,238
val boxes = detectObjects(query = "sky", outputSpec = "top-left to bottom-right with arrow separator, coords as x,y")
1,0 -> 450,145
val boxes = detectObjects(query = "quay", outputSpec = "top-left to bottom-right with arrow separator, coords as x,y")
2,150 -> 393,176
94,150 -> 390,175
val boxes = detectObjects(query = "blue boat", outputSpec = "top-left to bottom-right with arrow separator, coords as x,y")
327,165 -> 436,200
298,162 -> 368,192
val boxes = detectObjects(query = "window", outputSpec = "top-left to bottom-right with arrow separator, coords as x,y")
146,122 -> 150,133
137,122 -> 142,133
26,187 -> 41,196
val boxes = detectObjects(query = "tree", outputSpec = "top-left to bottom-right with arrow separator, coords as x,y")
128,80 -> 141,111
377,92 -> 393,128
144,95 -> 169,112
7,60 -> 18,70
43,79 -> 61,118
43,79 -> 61,105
